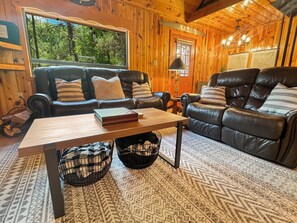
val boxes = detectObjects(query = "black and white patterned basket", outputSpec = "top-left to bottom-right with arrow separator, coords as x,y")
59,141 -> 114,187
115,131 -> 161,169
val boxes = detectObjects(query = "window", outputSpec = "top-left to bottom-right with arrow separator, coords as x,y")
176,41 -> 191,77
25,13 -> 128,69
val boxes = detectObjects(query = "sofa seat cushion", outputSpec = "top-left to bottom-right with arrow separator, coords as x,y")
135,97 -> 162,109
98,98 -> 135,109
222,107 -> 285,140
221,127 -> 280,161
186,102 -> 227,126
52,99 -> 99,116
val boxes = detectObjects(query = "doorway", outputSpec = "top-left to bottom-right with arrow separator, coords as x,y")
169,33 -> 196,97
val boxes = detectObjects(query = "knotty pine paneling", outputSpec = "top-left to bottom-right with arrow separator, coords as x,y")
17,1 -> 225,88
0,0 -> 33,117
226,17 -> 297,68
2,0 -> 296,117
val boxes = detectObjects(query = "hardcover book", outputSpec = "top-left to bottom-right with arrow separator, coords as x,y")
94,107 -> 138,126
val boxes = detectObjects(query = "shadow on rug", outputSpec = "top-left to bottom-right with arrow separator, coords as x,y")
0,128 -> 297,223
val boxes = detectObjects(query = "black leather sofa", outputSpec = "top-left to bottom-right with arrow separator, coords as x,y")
181,67 -> 297,168
28,66 -> 170,118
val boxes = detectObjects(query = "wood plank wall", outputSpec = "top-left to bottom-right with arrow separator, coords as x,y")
0,0 -> 33,117
0,0 -> 296,117
226,17 -> 297,67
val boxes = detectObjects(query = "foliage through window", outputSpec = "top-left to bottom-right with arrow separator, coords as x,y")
25,13 -> 128,69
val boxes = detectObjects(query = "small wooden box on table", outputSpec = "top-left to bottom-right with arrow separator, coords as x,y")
18,108 -> 188,219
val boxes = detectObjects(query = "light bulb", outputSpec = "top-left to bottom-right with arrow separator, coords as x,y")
238,40 -> 242,46
229,36 -> 233,41
222,39 -> 226,45
246,37 -> 251,42
227,41 -> 231,46
242,34 -> 247,40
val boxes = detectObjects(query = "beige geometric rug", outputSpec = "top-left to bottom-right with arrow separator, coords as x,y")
0,128 -> 297,223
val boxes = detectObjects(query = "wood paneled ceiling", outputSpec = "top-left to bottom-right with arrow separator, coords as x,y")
188,0 -> 283,34
118,0 -> 283,34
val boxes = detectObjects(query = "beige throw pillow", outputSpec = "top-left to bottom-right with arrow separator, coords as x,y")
92,76 -> 125,100
55,78 -> 85,102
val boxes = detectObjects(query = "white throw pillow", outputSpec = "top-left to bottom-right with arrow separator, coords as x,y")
132,82 -> 152,98
200,86 -> 226,106
258,83 -> 297,115
55,78 -> 85,102
92,76 -> 125,100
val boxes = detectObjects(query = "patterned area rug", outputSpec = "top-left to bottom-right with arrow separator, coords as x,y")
0,128 -> 297,223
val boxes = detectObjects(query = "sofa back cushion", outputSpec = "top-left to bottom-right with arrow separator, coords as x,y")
85,68 -> 118,98
244,67 -> 297,110
34,66 -> 88,100
214,68 -> 260,108
118,70 -> 151,98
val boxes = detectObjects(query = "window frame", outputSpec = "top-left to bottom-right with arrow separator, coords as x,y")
23,10 -> 129,70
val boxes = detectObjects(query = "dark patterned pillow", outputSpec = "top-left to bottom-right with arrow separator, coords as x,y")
200,86 -> 226,106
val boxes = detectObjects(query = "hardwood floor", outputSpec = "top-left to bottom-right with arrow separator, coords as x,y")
0,135 -> 20,160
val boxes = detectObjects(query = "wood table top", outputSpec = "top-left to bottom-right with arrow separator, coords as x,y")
18,108 -> 188,157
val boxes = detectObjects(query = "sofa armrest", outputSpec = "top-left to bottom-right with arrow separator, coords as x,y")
180,93 -> 201,117
277,111 -> 297,168
27,93 -> 53,118
152,91 -> 171,111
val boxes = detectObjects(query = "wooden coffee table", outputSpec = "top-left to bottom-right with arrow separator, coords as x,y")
18,108 -> 188,219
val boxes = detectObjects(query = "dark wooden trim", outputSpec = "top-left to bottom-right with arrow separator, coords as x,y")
275,14 -> 285,66
186,0 -> 243,23
282,15 -> 293,66
289,20 -> 297,66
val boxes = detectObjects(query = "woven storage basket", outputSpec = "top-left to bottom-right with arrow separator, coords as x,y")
115,131 -> 161,169
59,141 -> 113,187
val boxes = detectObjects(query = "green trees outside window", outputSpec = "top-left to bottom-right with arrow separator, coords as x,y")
25,13 -> 128,69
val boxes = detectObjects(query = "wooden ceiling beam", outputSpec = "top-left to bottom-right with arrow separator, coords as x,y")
196,0 -> 204,9
186,0 -> 243,23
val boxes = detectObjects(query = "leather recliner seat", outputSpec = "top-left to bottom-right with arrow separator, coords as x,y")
28,66 -> 170,118
181,67 -> 297,168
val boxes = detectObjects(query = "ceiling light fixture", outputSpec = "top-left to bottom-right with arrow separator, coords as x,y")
221,19 -> 251,48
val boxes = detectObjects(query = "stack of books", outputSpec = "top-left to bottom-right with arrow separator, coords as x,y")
94,107 -> 139,126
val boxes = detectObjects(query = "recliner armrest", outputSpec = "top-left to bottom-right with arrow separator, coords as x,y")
277,110 -> 297,168
152,91 -> 171,111
180,93 -> 201,117
27,93 -> 53,118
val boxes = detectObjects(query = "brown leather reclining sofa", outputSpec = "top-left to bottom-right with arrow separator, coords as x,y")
28,66 -> 170,118
181,67 -> 297,168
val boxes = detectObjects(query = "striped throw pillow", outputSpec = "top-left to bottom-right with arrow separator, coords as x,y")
200,86 -> 226,106
55,78 -> 85,102
258,83 -> 297,115
132,82 -> 152,98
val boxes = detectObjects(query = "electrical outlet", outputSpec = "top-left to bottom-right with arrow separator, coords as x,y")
153,60 -> 158,66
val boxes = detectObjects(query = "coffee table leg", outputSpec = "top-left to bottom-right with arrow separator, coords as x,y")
159,121 -> 183,168
44,144 -> 65,219
174,121 -> 183,168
